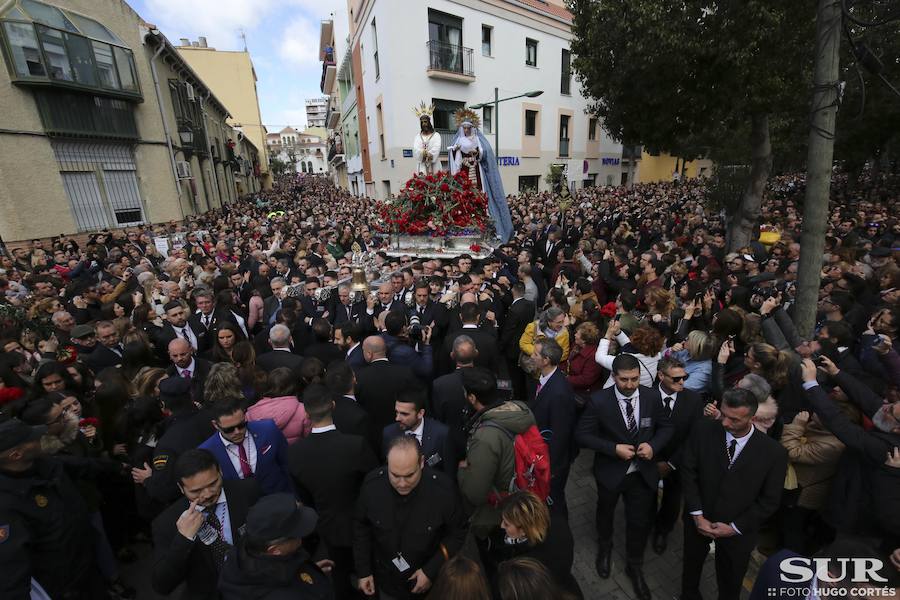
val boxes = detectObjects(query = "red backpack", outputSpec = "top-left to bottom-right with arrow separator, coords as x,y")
483,423 -> 552,506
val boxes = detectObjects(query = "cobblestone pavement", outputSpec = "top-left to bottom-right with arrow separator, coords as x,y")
568,449 -> 755,600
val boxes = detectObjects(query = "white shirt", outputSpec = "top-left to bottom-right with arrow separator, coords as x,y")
405,419 -> 425,445
614,386 -> 640,474
219,432 -> 257,479
272,346 -> 292,352
538,367 -> 558,390
209,489 -> 233,544
311,424 -> 337,434
176,358 -> 196,378
658,384 -> 678,412
725,425 -> 754,467
175,324 -> 198,350
197,310 -> 215,329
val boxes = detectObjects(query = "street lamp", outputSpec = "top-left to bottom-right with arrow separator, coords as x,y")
470,89 -> 543,164
178,126 -> 195,158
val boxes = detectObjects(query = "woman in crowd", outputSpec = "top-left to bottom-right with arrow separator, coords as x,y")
246,367 -> 310,443
566,321 -> 603,404
425,556 -> 491,600
204,321 -> 244,364
595,322 -> 666,387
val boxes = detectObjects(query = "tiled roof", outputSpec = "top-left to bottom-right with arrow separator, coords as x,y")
516,0 -> 572,21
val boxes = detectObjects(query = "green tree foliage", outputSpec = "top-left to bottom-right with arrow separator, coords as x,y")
568,0 -> 816,249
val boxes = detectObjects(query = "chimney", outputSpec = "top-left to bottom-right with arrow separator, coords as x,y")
198,37 -> 208,48
179,38 -> 190,46
191,41 -> 200,47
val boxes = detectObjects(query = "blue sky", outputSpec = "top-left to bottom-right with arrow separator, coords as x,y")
129,0 -> 343,131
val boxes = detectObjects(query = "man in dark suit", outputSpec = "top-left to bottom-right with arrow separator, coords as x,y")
355,336 -> 415,452
324,361 -> 369,439
305,318 -> 344,365
255,324 -> 304,373
382,386 -> 449,472
499,283 -> 535,401
289,384 -> 378,600
156,301 -> 209,358
165,338 -> 213,404
409,281 -> 448,341
198,400 -> 292,495
151,449 -> 259,600
262,277 -> 287,326
531,338 -> 578,512
85,320 -> 123,374
575,354 -> 674,600
650,356 -> 704,554
334,321 -> 366,372
536,226 -> 563,281
431,337 -> 476,481
439,302 -> 499,376
680,388 -> 788,600
368,282 -> 405,323
189,288 -> 227,338
331,284 -> 370,327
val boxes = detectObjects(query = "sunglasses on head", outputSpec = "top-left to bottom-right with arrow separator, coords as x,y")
218,421 -> 247,434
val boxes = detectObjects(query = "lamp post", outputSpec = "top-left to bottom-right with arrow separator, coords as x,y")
470,89 -> 543,164
178,126 -> 195,159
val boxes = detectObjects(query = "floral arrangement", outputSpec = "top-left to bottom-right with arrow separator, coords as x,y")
378,171 -> 490,236
79,417 -> 100,428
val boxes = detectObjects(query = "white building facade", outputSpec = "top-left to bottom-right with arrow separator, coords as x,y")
333,0 -> 624,200
305,97 -> 328,128
266,127 -> 328,174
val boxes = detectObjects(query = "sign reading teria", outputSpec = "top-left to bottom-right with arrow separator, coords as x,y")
498,156 -> 520,166
602,157 -> 621,166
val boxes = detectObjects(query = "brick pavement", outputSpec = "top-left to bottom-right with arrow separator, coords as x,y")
568,449 -> 755,600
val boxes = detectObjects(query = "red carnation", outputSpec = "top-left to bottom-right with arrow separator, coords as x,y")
600,302 -> 618,318
79,417 -> 100,428
440,183 -> 450,192
0,387 -> 24,405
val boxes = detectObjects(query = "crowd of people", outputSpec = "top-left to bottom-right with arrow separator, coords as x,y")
0,169 -> 898,600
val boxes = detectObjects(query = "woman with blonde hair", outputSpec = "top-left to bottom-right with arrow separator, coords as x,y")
203,362 -> 245,408
484,491 -> 583,598
668,329 -> 714,393
132,367 -> 167,399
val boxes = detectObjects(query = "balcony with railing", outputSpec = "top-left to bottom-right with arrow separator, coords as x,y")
320,54 -> 336,93
426,40 -> 474,83
436,129 -> 457,155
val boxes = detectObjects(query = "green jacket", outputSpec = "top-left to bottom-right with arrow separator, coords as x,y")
458,401 -> 535,538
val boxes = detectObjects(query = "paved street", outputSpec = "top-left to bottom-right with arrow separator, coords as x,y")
124,447 -> 755,600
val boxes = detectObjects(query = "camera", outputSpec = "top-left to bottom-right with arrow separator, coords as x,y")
408,314 -> 423,342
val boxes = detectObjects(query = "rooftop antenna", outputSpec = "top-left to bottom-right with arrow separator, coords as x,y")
239,28 -> 247,51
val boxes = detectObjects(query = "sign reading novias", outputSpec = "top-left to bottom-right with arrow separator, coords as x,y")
602,157 -> 621,166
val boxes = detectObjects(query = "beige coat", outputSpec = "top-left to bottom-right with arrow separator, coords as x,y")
781,419 -> 845,510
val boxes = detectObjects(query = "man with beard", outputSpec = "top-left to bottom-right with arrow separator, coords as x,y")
413,103 -> 442,175
218,493 -> 332,599
801,357 -> 900,552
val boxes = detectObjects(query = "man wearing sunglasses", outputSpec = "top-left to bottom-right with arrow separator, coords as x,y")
649,356 -> 704,556
199,400 -> 293,496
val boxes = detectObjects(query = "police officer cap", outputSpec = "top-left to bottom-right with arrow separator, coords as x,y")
245,493 -> 318,543
158,376 -> 192,403
0,418 -> 46,453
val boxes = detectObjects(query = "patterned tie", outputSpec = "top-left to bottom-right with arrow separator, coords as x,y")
237,442 -> 253,478
624,398 -> 638,438
204,508 -> 232,570
535,381 -> 544,396
726,438 -> 738,467
182,369 -> 192,380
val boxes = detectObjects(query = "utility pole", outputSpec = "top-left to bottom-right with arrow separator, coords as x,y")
794,0 -> 842,339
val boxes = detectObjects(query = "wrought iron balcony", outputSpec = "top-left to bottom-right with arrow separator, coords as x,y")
426,40 -> 474,83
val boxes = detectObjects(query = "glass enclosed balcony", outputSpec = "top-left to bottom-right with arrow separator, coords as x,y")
0,0 -> 142,102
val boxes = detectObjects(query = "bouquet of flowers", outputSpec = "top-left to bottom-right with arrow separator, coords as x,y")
378,171 -> 490,236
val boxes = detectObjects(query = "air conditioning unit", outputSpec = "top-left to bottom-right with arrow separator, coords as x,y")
185,83 -> 195,101
175,160 -> 192,179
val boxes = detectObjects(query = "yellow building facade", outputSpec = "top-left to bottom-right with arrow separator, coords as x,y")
176,40 -> 271,189
637,151 -> 714,184
0,0 -> 261,243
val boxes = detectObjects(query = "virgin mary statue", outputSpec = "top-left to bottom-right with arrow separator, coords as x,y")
447,108 -> 514,243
